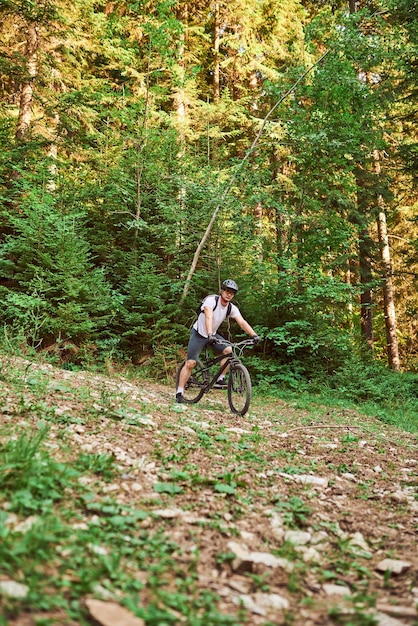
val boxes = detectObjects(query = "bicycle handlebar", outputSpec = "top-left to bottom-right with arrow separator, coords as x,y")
214,338 -> 259,353
222,338 -> 257,347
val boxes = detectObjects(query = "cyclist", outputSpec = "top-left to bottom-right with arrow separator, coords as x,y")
176,279 -> 260,403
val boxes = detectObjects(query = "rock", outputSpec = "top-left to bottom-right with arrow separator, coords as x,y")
376,602 -> 417,618
323,583 -> 351,596
293,474 -> 329,488
254,592 -> 289,611
226,427 -> 251,434
341,472 -> 357,481
72,522 -> 89,530
234,594 -> 266,616
376,559 -> 411,575
375,612 -> 410,626
88,544 -> 109,556
228,577 -> 251,594
284,530 -> 311,545
233,592 -> 289,616
91,583 -> 116,601
0,580 -> 29,599
349,531 -> 370,551
310,530 -> 329,546
227,541 -> 293,572
152,508 -> 184,518
300,546 -> 322,562
270,513 -> 285,540
277,472 -> 328,488
240,530 -> 257,542
85,599 -> 145,626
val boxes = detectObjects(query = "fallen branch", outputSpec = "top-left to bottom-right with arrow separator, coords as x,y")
181,49 -> 331,301
283,424 -> 377,437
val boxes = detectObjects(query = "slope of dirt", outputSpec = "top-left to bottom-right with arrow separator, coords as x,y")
1,356 -> 417,626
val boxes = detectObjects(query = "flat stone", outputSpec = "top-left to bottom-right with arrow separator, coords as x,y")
0,580 -> 29,599
152,508 -> 184,518
284,530 -> 311,545
323,583 -> 351,596
234,592 -> 289,616
85,599 -> 145,626
300,546 -> 322,562
227,541 -> 293,572
293,474 -> 329,488
349,531 -> 369,550
376,559 -> 411,574
376,602 -> 417,618
375,612 -> 410,626
254,592 -> 289,611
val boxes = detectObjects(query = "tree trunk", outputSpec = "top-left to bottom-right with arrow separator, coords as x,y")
348,0 -> 357,14
377,210 -> 400,370
358,226 -> 374,355
46,113 -> 59,192
16,22 -> 38,141
374,150 -> 400,370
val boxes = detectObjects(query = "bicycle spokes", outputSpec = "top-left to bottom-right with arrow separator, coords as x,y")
228,363 -> 251,416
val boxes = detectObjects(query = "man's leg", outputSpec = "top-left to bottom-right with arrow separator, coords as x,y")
213,340 -> 232,388
176,330 -> 206,402
178,359 -> 196,389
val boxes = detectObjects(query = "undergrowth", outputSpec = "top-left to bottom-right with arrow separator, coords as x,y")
249,355 -> 418,435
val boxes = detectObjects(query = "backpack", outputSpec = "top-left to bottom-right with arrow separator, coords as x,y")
196,295 -> 232,318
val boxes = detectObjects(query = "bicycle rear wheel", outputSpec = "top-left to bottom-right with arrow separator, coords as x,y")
175,360 -> 209,403
228,362 -> 252,416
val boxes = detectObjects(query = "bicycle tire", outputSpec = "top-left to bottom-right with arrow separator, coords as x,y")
228,362 -> 252,416
175,359 -> 209,403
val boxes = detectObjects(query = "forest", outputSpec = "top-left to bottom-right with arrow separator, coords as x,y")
0,0 -> 417,407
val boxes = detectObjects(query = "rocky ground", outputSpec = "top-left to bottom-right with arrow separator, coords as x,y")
0,356 -> 417,626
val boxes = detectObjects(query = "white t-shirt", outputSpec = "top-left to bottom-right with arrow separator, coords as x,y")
193,295 -> 240,338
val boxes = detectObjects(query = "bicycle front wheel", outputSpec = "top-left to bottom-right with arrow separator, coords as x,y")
228,363 -> 252,416
175,360 -> 208,404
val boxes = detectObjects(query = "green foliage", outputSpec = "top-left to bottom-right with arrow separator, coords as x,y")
0,0 -> 417,375
325,356 -> 418,410
0,174 -> 120,348
273,495 -> 311,529
0,427 -> 81,514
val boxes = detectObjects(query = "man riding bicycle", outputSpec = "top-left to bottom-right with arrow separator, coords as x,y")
176,279 -> 260,403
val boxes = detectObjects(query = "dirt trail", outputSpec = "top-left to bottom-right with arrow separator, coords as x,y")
1,357 -> 417,625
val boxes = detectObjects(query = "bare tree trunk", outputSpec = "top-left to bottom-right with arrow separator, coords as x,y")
374,150 -> 400,370
134,53 -> 152,243
359,226 -> 374,355
377,210 -> 400,369
16,22 -> 38,141
46,113 -> 60,192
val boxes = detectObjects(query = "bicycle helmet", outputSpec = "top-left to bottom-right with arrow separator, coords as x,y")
222,279 -> 238,293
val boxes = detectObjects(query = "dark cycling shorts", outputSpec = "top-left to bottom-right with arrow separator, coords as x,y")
187,329 -> 228,362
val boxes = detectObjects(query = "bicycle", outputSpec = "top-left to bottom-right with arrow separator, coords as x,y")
175,338 -> 256,416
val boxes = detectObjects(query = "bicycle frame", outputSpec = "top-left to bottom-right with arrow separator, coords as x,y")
198,339 -> 253,393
